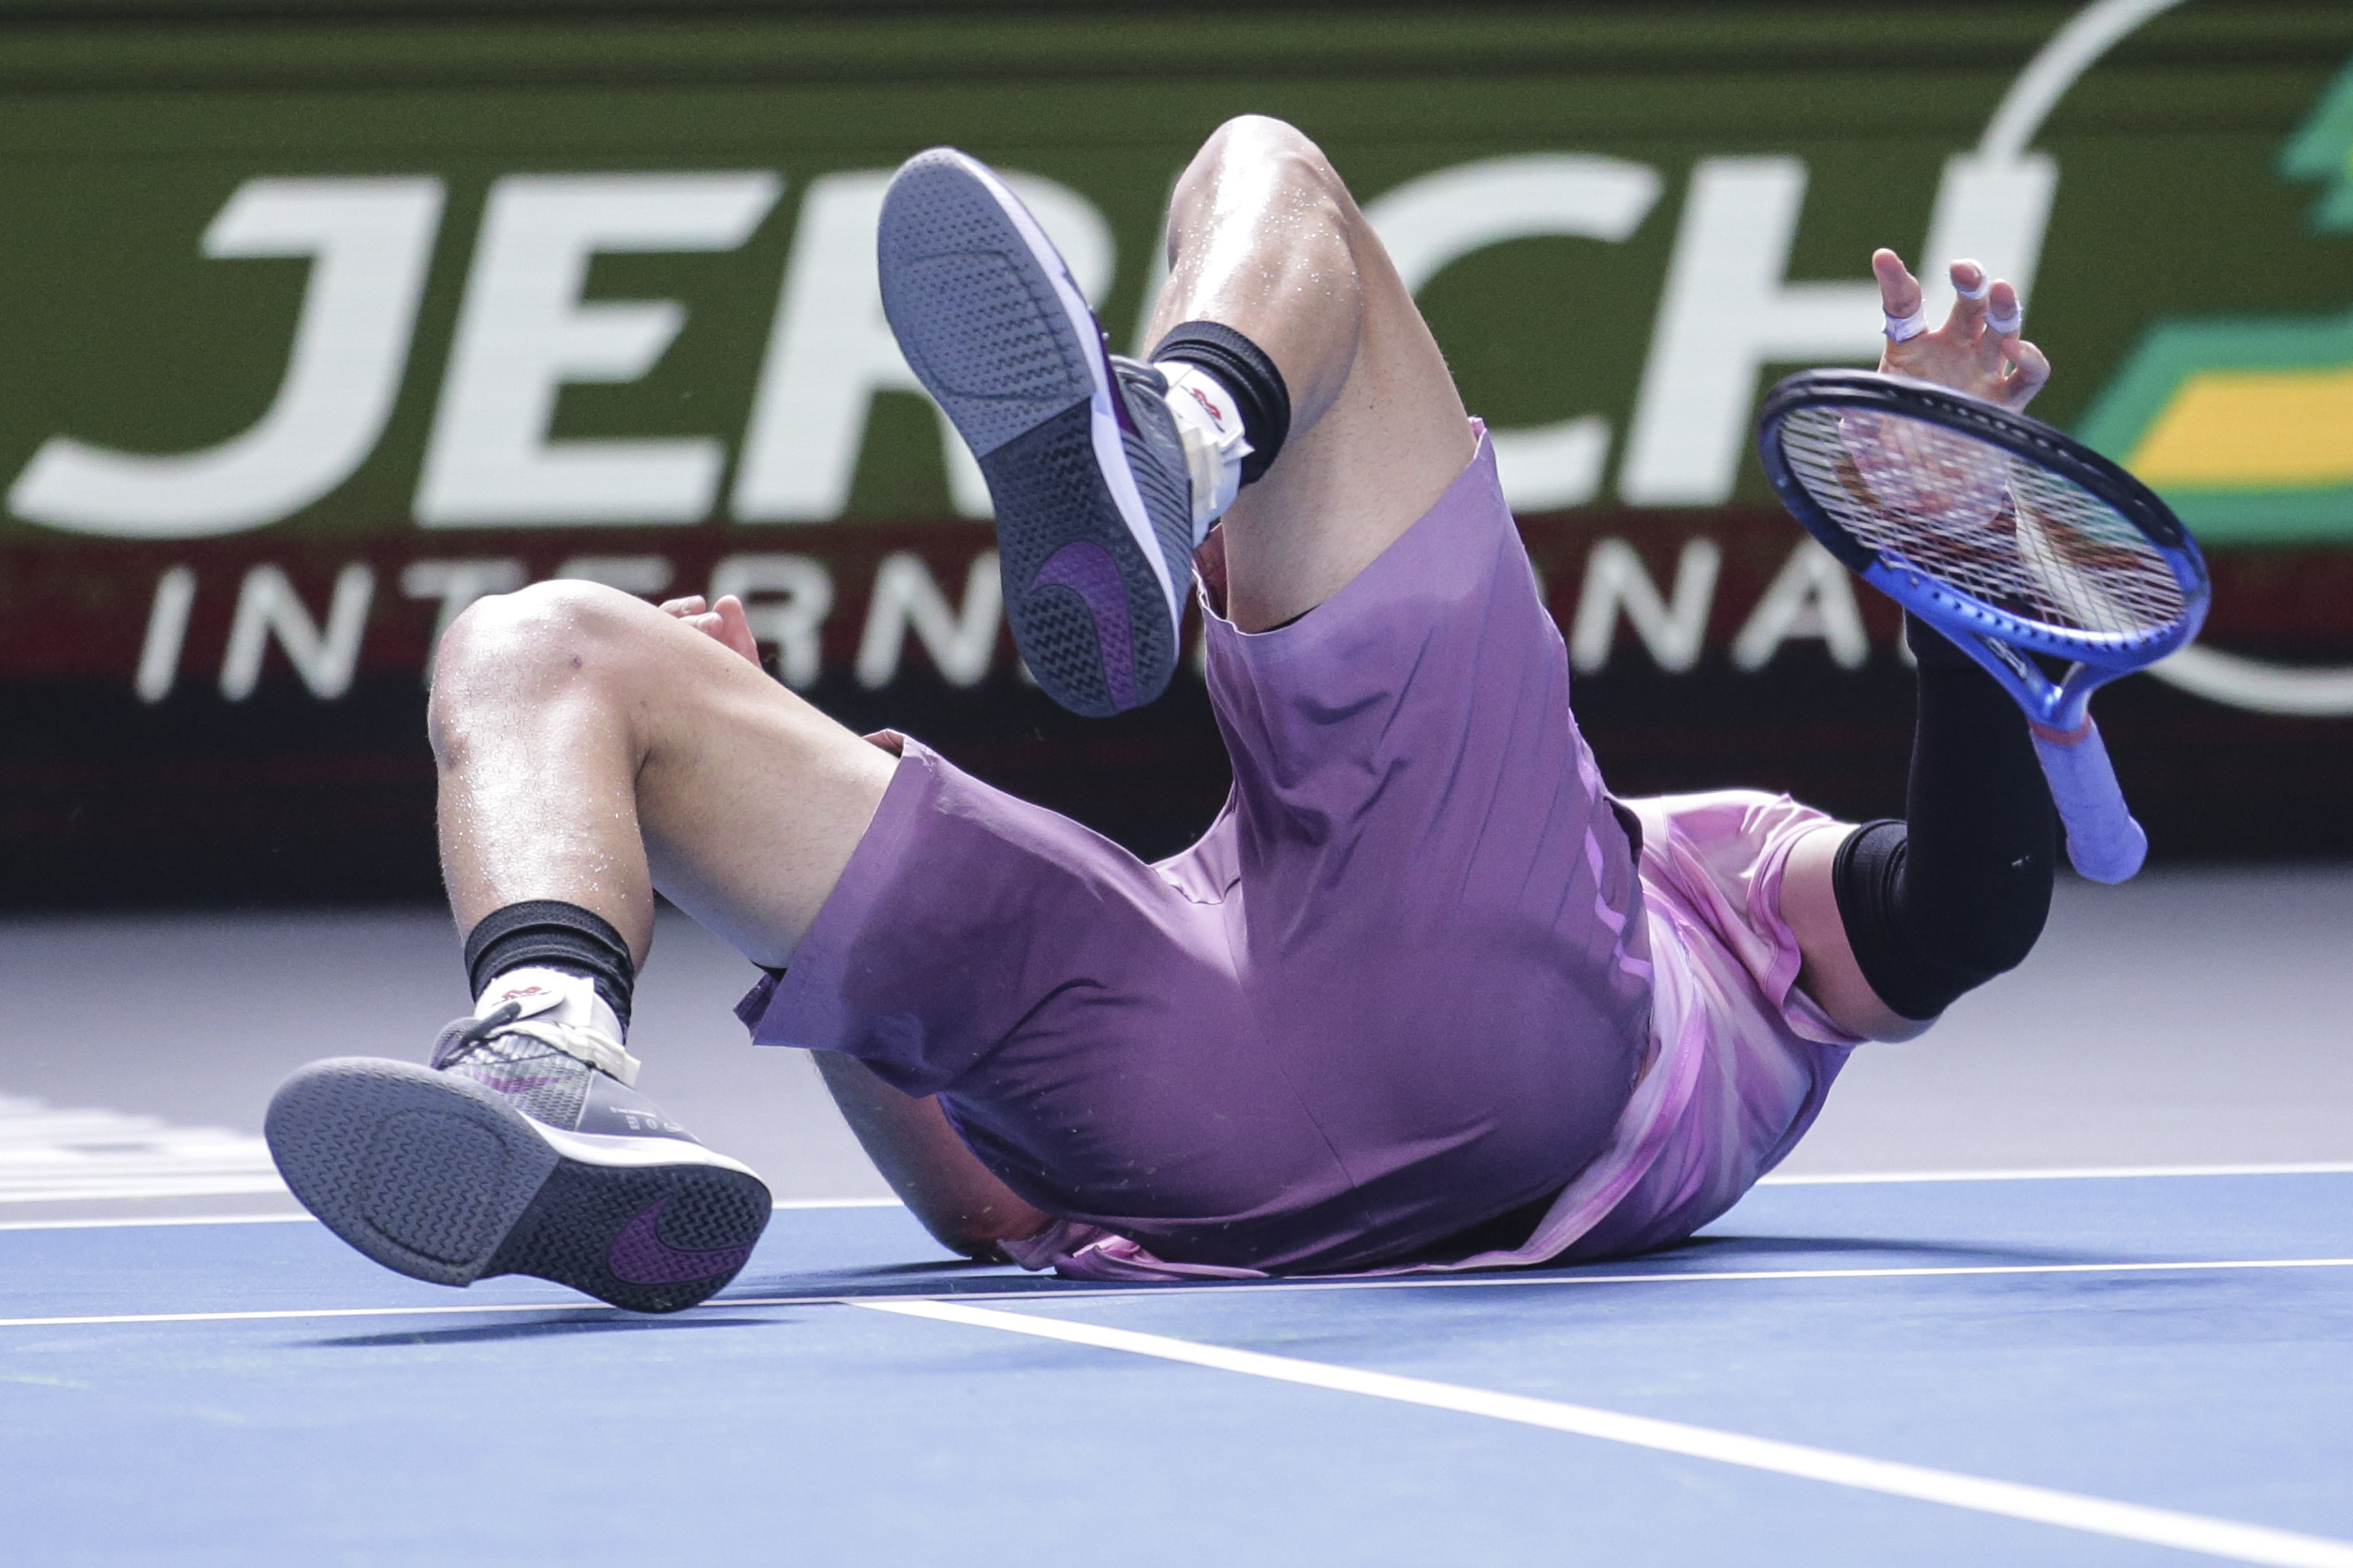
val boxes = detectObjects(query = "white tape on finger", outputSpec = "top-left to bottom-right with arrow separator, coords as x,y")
1987,305 -> 2023,335
1884,307 -> 1930,343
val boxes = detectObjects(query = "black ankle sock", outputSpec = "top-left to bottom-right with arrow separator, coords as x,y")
1150,319 -> 1292,484
463,900 -> 637,1033
1831,615 -> 2058,1020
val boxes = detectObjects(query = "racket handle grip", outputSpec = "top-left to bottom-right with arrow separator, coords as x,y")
2031,719 -> 2148,885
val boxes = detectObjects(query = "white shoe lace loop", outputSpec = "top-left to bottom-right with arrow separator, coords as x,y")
1157,363 -> 1251,538
440,1000 -> 643,1087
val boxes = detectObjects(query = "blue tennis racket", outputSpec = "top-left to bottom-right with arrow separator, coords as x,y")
1756,369 -> 2210,884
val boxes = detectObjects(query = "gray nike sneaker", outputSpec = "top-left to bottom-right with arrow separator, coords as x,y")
878,146 -> 1199,718
265,981 -> 770,1314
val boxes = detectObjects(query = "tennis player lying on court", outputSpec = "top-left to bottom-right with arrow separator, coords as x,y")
268,117 -> 2064,1311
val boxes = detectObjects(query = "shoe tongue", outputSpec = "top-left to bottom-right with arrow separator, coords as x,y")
476,966 -> 624,1041
1108,352 -> 1166,391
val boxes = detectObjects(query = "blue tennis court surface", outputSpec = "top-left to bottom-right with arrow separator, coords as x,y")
7,1170 -> 2351,1566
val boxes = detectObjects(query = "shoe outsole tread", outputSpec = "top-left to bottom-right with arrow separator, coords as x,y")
266,1058 -> 769,1314
879,148 -> 1188,717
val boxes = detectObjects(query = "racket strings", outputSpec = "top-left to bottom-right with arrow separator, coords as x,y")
1775,407 -> 2188,640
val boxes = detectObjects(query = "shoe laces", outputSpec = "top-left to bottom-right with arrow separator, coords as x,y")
1140,359 -> 1248,537
433,1000 -> 644,1087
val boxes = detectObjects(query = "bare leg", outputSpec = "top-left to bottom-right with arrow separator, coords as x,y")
757,122 -> 1480,1251
1143,116 -> 1475,631
264,581 -> 911,1308
432,579 -> 1045,1250
813,1055 -> 1051,1258
1141,125 -> 1949,1046
431,579 -> 894,968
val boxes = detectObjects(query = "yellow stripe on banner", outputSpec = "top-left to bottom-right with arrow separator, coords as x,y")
2128,368 -> 2353,487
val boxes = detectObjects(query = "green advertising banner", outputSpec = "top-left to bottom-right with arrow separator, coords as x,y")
2,0 -> 2349,901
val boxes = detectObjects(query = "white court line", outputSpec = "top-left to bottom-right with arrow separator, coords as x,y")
1764,1162 -> 2353,1186
0,1212 -> 314,1233
9,1165 -> 2347,1233
860,1297 -> 2353,1568
1063,1255 -> 2353,1300
0,1195 -> 902,1233
7,1255 -> 2352,1330
0,1300 -> 613,1331
11,1165 -> 2346,1233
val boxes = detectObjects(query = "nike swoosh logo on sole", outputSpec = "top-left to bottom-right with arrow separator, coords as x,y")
607,1196 -> 755,1286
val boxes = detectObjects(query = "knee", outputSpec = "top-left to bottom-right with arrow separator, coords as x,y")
1838,821 -> 2053,1020
1203,114 -> 1330,168
1176,116 -> 1356,230
429,579 -> 654,737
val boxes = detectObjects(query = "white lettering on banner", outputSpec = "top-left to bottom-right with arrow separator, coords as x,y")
12,179 -> 445,538
551,555 -> 676,596
731,174 -> 917,523
1731,539 -> 1870,671
709,554 -> 832,688
125,539 -> 1904,699
401,558 -> 528,678
218,563 -> 376,700
1621,158 -> 1885,506
416,172 -> 782,527
856,550 -> 1002,689
16,152 -> 2064,539
1365,155 -> 1663,511
135,566 -> 199,703
732,171 -> 1115,524
1569,537 -> 1722,674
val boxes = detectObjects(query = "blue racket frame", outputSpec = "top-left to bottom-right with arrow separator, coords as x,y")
1757,370 -> 2212,883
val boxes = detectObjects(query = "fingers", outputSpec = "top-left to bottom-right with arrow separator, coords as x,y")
655,593 -> 761,667
1943,258 -> 1989,341
1871,243 -> 2047,405
1982,277 -> 2023,338
1974,280 -> 2041,409
712,595 -> 762,667
1872,248 -> 1921,320
1999,338 -> 2051,411
1966,280 -> 2014,374
1874,249 -> 1929,365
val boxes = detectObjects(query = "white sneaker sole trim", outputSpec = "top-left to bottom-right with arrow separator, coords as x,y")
947,151 -> 1184,628
525,1120 -> 762,1180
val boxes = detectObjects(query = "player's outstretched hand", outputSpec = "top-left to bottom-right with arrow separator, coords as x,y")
658,593 -> 762,667
1873,249 -> 2051,412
